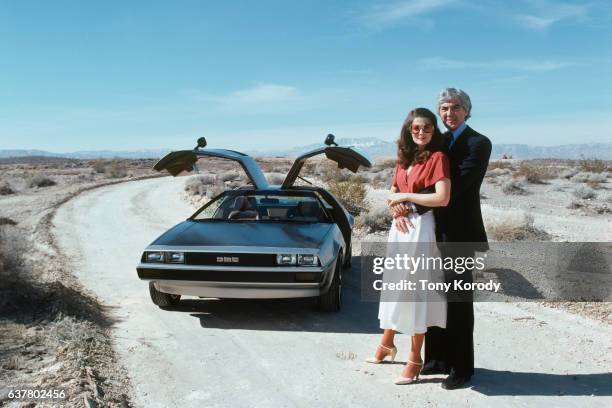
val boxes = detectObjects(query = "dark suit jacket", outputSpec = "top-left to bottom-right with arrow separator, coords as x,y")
430,125 -> 491,251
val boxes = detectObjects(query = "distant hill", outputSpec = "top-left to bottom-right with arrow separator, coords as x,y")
247,139 -> 612,160
0,149 -> 170,160
1,140 -> 611,160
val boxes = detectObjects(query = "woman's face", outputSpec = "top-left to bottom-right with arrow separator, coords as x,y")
411,117 -> 434,149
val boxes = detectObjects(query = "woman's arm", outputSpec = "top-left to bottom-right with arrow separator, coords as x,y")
388,178 -> 451,207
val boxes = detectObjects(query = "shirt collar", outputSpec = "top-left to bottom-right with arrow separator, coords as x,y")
451,122 -> 467,140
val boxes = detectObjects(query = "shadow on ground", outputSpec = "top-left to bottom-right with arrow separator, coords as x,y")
160,259 -> 382,334
472,368 -> 612,396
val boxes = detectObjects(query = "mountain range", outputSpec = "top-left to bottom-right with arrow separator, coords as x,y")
1,138 -> 611,160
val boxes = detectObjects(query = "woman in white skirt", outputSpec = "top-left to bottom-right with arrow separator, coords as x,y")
367,107 -> 451,385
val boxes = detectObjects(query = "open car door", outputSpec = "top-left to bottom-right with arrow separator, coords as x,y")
153,138 -> 269,189
281,135 -> 373,188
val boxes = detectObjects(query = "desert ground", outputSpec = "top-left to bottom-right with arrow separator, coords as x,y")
0,155 -> 610,407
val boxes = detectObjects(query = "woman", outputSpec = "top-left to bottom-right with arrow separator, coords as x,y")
366,107 -> 450,385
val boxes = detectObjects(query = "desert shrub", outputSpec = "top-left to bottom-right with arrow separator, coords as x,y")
501,179 -> 527,195
0,225 -> 26,272
0,217 -> 17,226
579,157 -> 608,173
560,167 -> 579,179
28,174 -> 57,188
320,161 -> 351,183
266,172 -> 285,185
219,171 -> 239,182
328,178 -> 368,215
486,168 -> 511,178
485,211 -> 550,241
488,161 -> 514,171
270,166 -> 289,173
355,206 -> 393,233
106,161 -> 127,178
302,162 -> 318,176
91,160 -> 107,173
572,185 -> 596,200
0,182 -> 15,195
571,172 -> 606,183
206,183 -> 225,199
514,163 -> 552,184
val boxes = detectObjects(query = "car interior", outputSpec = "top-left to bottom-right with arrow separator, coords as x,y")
213,194 -> 329,222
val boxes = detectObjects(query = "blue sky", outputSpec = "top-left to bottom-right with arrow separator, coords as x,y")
0,0 -> 610,152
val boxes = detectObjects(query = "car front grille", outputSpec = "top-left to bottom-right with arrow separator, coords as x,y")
185,252 -> 278,267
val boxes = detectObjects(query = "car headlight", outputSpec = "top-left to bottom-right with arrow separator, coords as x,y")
297,254 -> 318,266
145,251 -> 164,263
167,252 -> 185,263
277,254 -> 297,265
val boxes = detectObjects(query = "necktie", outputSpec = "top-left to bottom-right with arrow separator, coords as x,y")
445,131 -> 454,150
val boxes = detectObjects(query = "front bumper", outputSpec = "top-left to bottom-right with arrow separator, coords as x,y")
137,263 -> 333,299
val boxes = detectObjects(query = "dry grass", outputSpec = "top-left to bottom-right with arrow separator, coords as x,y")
501,179 -> 528,195
266,172 -> 285,185
0,181 -> 15,195
484,210 -> 550,241
514,163 -> 555,184
106,161 -> 128,178
488,160 -> 514,171
327,177 -> 369,215
578,157 -> 609,173
572,185 -> 597,200
354,206 -> 393,234
28,173 -> 57,188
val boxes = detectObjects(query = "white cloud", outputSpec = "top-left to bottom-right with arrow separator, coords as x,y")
219,83 -> 298,105
361,0 -> 456,28
418,57 -> 574,72
514,0 -> 588,30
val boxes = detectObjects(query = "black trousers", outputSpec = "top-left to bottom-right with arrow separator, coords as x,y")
425,248 -> 475,378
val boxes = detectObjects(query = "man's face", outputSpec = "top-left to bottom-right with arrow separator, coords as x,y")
438,100 -> 468,130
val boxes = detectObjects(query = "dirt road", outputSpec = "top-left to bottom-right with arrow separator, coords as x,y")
53,177 -> 611,407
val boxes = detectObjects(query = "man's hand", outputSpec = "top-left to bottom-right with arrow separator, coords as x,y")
387,200 -> 414,233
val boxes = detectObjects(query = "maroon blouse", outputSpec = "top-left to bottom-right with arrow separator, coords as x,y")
392,151 -> 450,193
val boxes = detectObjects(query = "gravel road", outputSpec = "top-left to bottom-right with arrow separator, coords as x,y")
53,177 -> 612,407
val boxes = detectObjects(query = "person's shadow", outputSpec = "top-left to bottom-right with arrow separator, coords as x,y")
471,368 -> 611,396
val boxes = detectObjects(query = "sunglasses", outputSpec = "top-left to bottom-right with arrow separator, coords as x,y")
411,125 -> 434,134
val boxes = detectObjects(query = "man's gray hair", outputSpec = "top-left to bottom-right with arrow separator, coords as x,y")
437,88 -> 472,120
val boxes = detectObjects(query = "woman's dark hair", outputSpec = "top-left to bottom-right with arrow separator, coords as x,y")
396,107 -> 444,169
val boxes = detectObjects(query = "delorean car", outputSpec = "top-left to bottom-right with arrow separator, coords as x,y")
136,135 -> 372,311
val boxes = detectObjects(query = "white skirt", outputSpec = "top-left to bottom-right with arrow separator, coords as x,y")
377,211 -> 447,335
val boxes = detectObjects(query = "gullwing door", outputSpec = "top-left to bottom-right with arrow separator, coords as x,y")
281,134 -> 373,188
153,138 -> 269,189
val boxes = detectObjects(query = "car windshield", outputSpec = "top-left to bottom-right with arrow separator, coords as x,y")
192,193 -> 331,223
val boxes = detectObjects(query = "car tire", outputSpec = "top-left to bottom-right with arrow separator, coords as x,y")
318,254 -> 342,312
149,282 -> 181,308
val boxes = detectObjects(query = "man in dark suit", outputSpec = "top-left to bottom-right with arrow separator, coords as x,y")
420,88 -> 492,389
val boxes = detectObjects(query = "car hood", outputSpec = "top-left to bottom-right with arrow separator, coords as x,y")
151,221 -> 333,249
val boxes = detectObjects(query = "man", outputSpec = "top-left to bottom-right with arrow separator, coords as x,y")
392,88 -> 491,389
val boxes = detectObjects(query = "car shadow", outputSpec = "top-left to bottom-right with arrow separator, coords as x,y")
161,256 -> 383,333
471,368 -> 612,396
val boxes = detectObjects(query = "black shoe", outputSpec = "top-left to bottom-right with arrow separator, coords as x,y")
441,371 -> 471,390
420,360 -> 447,375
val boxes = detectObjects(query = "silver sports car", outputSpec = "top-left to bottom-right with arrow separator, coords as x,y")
137,135 -> 372,311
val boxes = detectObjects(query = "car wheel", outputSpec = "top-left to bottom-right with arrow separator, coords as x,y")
149,282 -> 181,308
318,254 -> 342,312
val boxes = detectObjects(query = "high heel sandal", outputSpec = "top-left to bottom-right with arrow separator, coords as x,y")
394,359 -> 422,385
365,344 -> 397,364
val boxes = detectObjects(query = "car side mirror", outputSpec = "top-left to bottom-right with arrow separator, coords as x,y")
325,134 -> 338,147
196,137 -> 207,149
